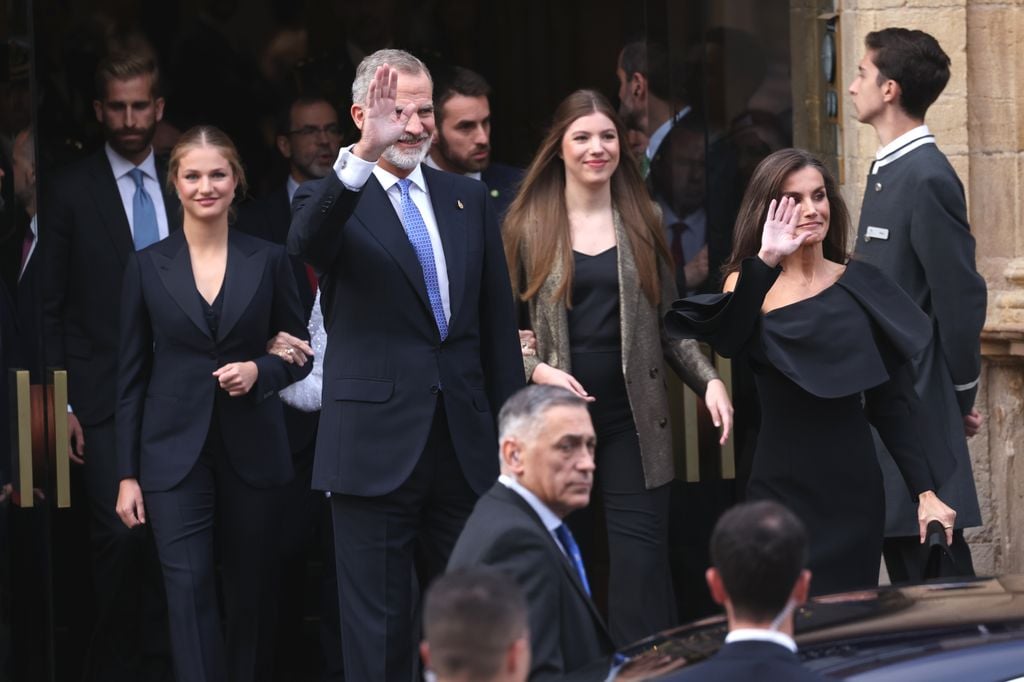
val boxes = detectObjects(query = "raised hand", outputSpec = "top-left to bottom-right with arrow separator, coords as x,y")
757,196 -> 811,267
353,64 -> 418,162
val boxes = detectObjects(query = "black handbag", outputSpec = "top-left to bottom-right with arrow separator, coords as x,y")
921,520 -> 961,580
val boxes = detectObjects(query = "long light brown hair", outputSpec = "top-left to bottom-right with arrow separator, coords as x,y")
503,89 -> 669,307
722,148 -> 849,279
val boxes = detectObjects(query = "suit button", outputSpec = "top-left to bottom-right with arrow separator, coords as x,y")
649,367 -> 659,378
658,418 -> 668,428
430,384 -> 440,394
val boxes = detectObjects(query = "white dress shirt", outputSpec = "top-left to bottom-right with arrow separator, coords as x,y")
498,474 -> 568,558
871,124 -> 934,174
332,145 -> 451,323
724,628 -> 798,653
645,105 -> 692,161
105,144 -> 170,242
19,214 -> 37,281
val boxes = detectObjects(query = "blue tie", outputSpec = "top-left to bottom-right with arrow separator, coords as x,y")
555,524 -> 591,597
129,167 -> 160,250
396,178 -> 448,340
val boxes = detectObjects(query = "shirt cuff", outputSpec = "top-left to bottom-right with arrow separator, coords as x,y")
333,145 -> 376,191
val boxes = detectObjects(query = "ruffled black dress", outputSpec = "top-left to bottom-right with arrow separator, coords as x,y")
665,257 -> 954,594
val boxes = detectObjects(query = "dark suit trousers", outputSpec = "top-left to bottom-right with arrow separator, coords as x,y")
80,418 -> 171,681
567,428 -> 676,647
146,423 -> 284,682
329,397 -> 476,682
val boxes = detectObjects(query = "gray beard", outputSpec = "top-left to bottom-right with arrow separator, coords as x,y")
382,137 -> 432,170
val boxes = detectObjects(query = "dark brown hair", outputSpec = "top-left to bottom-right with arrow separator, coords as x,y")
167,126 -> 248,215
722,148 -> 849,279
503,89 -> 669,307
866,28 -> 950,120
94,42 -> 161,101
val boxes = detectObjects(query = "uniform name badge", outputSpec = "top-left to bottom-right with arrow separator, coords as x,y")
864,226 -> 889,242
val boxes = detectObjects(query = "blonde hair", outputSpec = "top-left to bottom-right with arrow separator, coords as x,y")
167,125 -> 248,215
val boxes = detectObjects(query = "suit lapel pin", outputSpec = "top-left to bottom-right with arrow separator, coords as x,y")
874,182 -> 883,192
456,199 -> 464,210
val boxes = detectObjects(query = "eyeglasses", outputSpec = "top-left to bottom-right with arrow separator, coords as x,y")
288,124 -> 343,139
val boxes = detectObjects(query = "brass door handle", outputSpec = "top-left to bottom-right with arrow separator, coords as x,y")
10,369 -> 33,508
51,370 -> 71,509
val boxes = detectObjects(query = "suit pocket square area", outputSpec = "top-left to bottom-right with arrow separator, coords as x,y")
333,377 -> 395,403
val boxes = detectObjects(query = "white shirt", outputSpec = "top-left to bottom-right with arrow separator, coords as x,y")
498,474 -> 568,558
105,144 -> 170,243
871,124 -> 934,174
19,214 -> 37,281
724,628 -> 798,654
645,106 -> 692,161
286,175 -> 301,204
332,145 -> 451,323
423,154 -> 482,181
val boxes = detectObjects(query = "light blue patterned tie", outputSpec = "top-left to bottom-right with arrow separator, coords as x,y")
555,524 -> 591,597
396,178 -> 448,340
128,167 -> 160,250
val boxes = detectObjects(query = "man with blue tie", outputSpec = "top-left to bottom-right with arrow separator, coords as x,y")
288,49 -> 523,682
448,385 -> 615,682
42,50 -> 177,681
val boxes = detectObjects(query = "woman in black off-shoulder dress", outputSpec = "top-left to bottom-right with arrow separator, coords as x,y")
665,149 -> 957,594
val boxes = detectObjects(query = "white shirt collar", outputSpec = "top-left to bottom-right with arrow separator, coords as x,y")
724,628 -> 797,653
645,106 -> 692,160
286,175 -> 300,204
876,124 -> 932,160
423,154 -> 482,181
373,162 -> 429,196
498,474 -> 562,533
106,143 -> 158,182
28,213 -> 38,239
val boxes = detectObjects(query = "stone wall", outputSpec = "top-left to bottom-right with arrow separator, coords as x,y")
829,0 -> 1024,575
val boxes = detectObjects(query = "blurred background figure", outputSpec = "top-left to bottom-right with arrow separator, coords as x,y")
421,567 -> 530,682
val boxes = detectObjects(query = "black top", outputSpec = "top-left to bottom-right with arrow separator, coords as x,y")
199,285 -> 225,339
665,257 -> 954,594
568,247 -> 620,353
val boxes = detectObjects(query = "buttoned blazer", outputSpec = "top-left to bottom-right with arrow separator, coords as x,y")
236,185 -> 320,456
520,210 -> 719,489
116,229 -> 311,492
41,149 -> 181,426
659,641 -> 825,681
288,165 -> 523,497
448,483 -> 614,682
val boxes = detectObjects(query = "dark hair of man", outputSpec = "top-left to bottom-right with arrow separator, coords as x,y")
620,40 -> 686,103
434,66 -> 492,127
424,567 -> 528,681
710,501 -> 808,622
865,28 -> 950,120
94,50 -> 161,101
503,89 -> 670,308
274,93 -> 336,136
722,148 -> 849,278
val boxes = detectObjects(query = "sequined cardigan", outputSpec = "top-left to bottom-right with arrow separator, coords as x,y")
520,209 -> 719,489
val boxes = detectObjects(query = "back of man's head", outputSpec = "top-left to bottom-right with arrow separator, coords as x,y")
620,39 -> 687,104
710,501 -> 808,623
422,568 -> 530,682
865,27 -> 950,120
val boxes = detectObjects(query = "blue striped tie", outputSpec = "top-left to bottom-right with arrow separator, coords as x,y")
128,168 -> 160,250
555,524 -> 591,596
396,178 -> 448,340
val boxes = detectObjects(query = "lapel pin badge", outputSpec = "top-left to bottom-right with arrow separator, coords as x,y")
456,199 -> 464,210
874,182 -> 883,192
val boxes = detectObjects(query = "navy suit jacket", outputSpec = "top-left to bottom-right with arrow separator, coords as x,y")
480,162 -> 522,221
42,149 -> 181,426
448,483 -> 614,681
288,164 -> 523,497
660,640 -> 825,681
116,229 -> 311,492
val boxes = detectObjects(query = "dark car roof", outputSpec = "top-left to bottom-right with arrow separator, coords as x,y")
616,576 -> 1024,680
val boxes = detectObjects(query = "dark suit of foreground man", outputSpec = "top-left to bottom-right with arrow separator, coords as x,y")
661,501 -> 825,682
448,386 -> 615,681
288,50 -> 523,681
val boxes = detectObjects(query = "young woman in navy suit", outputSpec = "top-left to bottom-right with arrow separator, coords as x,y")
114,126 -> 312,682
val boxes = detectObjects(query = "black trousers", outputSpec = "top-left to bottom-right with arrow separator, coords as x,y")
146,426 -> 284,682
567,428 -> 676,647
80,418 -> 171,681
329,397 -> 476,682
883,530 -> 976,583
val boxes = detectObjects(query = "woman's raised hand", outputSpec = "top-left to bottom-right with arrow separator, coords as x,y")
758,196 -> 811,267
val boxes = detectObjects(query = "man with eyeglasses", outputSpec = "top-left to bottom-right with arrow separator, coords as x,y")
236,93 -> 345,680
